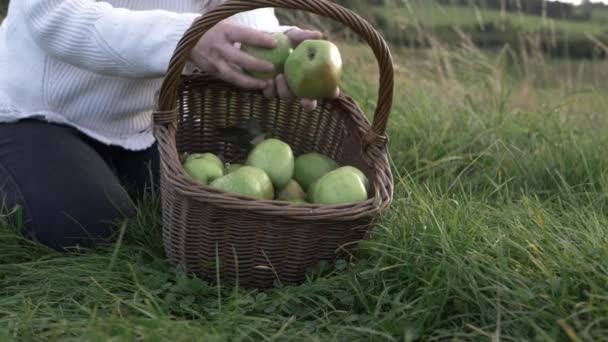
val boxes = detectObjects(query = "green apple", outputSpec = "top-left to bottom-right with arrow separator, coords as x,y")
284,39 -> 342,99
241,32 -> 293,80
307,179 -> 320,202
277,179 -> 306,201
210,166 -> 274,200
225,163 -> 243,174
245,138 -> 294,189
183,158 -> 224,185
186,153 -> 224,171
294,152 -> 339,191
310,167 -> 368,205
340,166 -> 370,193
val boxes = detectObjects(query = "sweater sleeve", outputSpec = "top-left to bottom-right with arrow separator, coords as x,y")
227,8 -> 297,34
21,0 -> 200,79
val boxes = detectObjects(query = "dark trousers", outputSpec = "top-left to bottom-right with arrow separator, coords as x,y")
0,119 -> 159,251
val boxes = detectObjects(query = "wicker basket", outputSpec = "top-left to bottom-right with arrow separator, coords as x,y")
152,0 -> 394,289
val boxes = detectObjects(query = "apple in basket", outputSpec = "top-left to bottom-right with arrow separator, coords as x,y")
210,166 -> 274,200
293,152 -> 339,192
276,179 -> 306,202
181,137 -> 370,205
245,138 -> 295,189
308,167 -> 369,205
182,152 -> 224,185
225,163 -> 243,174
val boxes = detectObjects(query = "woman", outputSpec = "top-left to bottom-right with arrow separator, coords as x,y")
0,0 -> 327,251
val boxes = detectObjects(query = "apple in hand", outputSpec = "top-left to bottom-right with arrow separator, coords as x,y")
284,39 -> 342,99
241,32 -> 293,80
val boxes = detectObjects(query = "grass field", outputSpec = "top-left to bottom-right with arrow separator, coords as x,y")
3,6 -> 608,342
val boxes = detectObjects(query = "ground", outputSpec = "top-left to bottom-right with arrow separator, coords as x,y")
2,4 -> 608,341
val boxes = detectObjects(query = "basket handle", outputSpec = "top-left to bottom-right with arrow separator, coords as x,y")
154,0 -> 394,146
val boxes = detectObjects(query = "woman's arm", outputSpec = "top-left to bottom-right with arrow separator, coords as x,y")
21,0 -> 200,78
228,8 -> 296,34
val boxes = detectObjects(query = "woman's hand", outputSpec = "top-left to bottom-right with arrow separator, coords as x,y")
263,28 -> 341,112
190,23 -> 340,112
190,21 -> 277,90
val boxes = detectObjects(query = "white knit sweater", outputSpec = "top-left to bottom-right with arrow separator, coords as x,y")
0,1 -> 291,150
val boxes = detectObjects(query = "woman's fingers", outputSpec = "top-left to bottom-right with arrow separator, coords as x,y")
263,75 -> 292,102
215,61 -> 270,90
263,81 -> 277,99
275,75 -> 295,102
330,87 -> 341,99
285,29 -> 323,46
300,98 -> 317,112
223,46 -> 275,74
226,25 -> 277,48
265,74 -> 325,112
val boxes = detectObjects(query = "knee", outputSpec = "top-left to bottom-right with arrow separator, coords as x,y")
23,185 -> 136,251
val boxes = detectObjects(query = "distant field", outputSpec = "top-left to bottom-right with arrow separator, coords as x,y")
374,2 -> 605,34
363,2 -> 608,59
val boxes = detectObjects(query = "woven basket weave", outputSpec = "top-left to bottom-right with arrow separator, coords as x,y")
153,0 -> 394,289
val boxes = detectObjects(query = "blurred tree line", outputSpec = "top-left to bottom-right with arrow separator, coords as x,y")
435,0 -> 594,21
335,0 -> 604,21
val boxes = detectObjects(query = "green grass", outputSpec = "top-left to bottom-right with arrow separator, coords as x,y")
594,8 -> 608,23
3,34 -> 608,342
